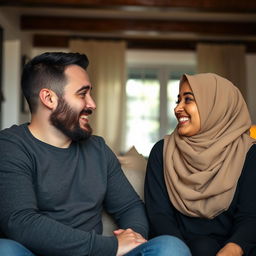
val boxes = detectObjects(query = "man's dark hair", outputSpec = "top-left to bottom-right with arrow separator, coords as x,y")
21,52 -> 89,113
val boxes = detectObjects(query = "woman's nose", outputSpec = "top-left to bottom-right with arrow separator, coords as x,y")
174,102 -> 184,114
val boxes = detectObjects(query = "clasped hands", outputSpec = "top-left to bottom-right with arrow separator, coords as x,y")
114,228 -> 147,256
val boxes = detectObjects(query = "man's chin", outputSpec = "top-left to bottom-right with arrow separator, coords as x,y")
79,124 -> 92,134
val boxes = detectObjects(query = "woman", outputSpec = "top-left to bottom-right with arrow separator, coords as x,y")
145,73 -> 256,256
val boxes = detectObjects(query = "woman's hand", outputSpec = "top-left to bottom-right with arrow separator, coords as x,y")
216,242 -> 243,256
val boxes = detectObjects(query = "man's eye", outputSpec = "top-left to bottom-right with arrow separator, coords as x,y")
79,93 -> 86,97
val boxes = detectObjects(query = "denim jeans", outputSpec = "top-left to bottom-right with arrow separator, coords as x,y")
0,239 -> 36,256
0,235 -> 191,256
125,235 -> 192,256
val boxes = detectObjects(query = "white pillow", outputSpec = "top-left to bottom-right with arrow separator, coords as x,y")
117,146 -> 147,199
117,146 -> 147,172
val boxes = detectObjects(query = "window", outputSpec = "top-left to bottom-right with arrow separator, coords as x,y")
125,66 -> 195,156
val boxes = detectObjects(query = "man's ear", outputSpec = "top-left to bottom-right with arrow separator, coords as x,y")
39,89 -> 58,110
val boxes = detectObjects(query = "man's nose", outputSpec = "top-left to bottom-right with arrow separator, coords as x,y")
86,95 -> 96,110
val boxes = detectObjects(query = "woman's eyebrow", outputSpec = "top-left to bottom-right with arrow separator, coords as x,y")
177,92 -> 194,98
183,92 -> 194,96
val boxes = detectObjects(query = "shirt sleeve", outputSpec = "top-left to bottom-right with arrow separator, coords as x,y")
144,140 -> 184,240
0,138 -> 118,256
103,144 -> 149,239
225,145 -> 256,255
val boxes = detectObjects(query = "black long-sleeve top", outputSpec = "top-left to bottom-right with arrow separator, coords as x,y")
145,140 -> 256,255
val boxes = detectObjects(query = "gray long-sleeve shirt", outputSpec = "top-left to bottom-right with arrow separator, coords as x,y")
0,124 -> 148,256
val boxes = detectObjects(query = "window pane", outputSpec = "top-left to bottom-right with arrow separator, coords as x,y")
125,74 -> 160,156
166,79 -> 179,135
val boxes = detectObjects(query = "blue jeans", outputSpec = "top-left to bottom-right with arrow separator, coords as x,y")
0,239 -> 36,256
0,236 -> 191,256
125,235 -> 192,256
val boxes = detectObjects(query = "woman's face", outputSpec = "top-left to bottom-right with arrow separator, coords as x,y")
174,80 -> 201,136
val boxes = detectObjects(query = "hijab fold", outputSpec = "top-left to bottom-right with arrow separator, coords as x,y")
163,73 -> 254,219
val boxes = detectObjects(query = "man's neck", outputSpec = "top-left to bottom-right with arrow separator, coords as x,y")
28,116 -> 72,148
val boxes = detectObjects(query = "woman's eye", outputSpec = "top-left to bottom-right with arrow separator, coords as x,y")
185,97 -> 193,103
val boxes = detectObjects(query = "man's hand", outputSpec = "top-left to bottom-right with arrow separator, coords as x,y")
217,242 -> 243,256
114,228 -> 147,256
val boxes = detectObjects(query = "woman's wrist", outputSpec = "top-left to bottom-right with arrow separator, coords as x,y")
217,242 -> 244,256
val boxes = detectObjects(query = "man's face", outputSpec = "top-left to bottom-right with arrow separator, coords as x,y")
50,65 -> 96,141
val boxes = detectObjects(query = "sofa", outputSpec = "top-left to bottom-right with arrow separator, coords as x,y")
102,146 -> 147,236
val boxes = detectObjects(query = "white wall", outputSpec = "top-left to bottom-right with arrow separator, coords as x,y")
0,9 -> 21,129
2,40 -> 21,129
0,8 -> 32,129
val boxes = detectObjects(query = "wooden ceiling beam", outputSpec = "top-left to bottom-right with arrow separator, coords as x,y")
21,16 -> 256,36
33,34 -> 256,53
2,0 -> 256,12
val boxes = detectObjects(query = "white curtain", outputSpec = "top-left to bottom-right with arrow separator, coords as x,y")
69,39 -> 126,153
197,43 -> 247,99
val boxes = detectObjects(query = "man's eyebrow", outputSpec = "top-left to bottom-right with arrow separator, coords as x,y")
75,85 -> 92,94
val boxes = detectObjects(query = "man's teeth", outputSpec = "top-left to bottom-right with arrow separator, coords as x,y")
179,117 -> 189,122
80,115 -> 88,120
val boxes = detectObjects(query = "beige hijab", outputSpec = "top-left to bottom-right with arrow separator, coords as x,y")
164,73 -> 255,219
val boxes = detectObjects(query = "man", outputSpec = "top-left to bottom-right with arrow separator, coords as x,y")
0,52 -> 190,256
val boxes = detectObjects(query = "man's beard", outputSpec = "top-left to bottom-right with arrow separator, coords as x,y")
50,97 -> 93,142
